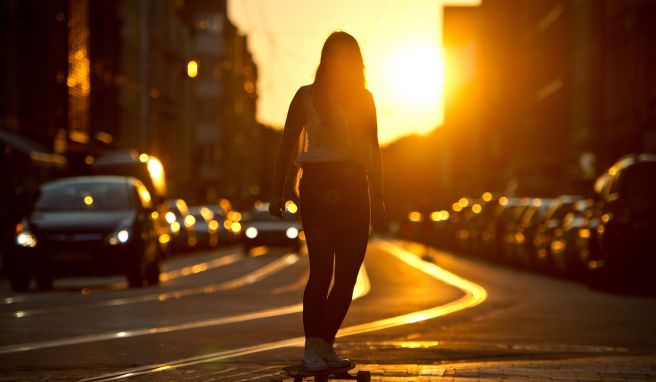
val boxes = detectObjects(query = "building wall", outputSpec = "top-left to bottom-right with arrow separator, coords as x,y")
442,0 -> 656,198
0,0 -> 69,150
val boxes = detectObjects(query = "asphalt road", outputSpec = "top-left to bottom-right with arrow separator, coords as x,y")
0,239 -> 655,381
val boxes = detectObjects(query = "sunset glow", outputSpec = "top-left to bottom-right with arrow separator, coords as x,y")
229,0 -> 481,144
384,44 -> 443,110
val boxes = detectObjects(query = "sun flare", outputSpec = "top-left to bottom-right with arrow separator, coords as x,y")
383,44 -> 444,110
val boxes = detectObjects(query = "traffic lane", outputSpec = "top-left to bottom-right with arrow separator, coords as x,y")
341,240 -> 656,361
0,245 -> 244,312
149,239 -> 656,381
0,240 -> 465,380
77,240 -> 474,382
0,249 -> 300,346
79,240 -> 656,382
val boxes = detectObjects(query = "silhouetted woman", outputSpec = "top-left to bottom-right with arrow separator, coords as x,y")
270,31 -> 386,371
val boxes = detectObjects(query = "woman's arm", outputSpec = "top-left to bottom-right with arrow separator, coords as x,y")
368,93 -> 384,198
271,88 -> 305,202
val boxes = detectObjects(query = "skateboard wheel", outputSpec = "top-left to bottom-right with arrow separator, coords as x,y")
356,370 -> 371,382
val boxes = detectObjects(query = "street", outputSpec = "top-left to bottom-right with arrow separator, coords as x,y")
1,240 -> 655,381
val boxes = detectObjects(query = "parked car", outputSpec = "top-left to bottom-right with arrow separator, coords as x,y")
452,198 -> 483,255
548,199 -> 593,279
587,154 -> 656,290
207,198 -> 241,245
166,198 -> 197,253
9,176 -> 164,291
242,202 -> 302,254
188,206 -> 219,249
508,198 -> 554,269
532,195 -> 584,273
499,198 -> 533,264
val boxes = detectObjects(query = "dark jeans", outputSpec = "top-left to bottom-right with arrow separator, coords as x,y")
299,160 -> 370,342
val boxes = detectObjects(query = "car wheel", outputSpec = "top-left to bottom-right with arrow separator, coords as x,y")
146,254 -> 161,286
9,272 -> 30,292
35,274 -> 53,291
126,250 -> 147,288
586,265 -> 606,290
8,257 -> 30,291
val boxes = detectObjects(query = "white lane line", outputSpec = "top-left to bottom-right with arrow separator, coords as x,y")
159,252 -> 243,282
78,240 -> 487,382
1,252 -> 242,309
5,253 -> 245,318
85,251 -> 244,292
0,263 -> 370,356
2,296 -> 29,305
0,254 -> 308,354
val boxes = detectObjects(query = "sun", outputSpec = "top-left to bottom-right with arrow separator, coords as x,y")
383,43 -> 444,110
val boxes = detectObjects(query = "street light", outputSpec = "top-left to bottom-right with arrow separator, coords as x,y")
187,60 -> 198,78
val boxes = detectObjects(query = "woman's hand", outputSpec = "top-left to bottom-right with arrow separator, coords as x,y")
269,197 -> 285,218
371,196 -> 387,229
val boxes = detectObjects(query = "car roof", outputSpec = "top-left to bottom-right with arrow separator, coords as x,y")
611,153 -> 656,172
44,175 -> 136,186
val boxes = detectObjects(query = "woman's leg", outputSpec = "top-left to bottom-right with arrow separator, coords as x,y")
302,224 -> 335,338
320,186 -> 370,342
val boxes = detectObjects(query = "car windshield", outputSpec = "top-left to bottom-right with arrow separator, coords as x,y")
36,182 -> 133,211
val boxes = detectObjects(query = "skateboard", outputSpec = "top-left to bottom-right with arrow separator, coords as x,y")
281,361 -> 370,382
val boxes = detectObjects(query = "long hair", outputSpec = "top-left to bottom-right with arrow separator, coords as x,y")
312,31 -> 367,121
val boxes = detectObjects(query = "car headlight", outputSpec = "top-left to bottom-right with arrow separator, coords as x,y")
286,227 -> 299,239
107,229 -> 130,245
170,221 -> 181,233
16,231 -> 37,247
184,215 -> 196,228
165,211 -> 176,224
245,227 -> 258,239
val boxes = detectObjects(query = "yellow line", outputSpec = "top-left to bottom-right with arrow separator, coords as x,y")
79,240 -> 487,382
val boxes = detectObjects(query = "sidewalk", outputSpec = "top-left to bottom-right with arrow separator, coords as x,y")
351,354 -> 656,381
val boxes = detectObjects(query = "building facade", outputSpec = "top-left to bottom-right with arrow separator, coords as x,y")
441,0 -> 656,198
1,0 -> 260,205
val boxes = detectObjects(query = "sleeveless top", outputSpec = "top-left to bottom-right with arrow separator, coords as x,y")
294,85 -> 374,172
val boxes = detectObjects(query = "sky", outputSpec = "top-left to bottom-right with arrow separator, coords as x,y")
228,0 -> 480,145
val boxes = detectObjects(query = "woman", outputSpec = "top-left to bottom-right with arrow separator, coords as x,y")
269,31 -> 386,371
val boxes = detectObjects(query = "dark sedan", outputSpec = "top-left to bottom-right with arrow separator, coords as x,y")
242,202 -> 302,254
188,206 -> 219,249
9,176 -> 164,291
588,154 -> 656,290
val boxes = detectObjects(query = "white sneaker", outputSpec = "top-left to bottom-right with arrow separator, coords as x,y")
302,337 -> 328,371
318,339 -> 351,368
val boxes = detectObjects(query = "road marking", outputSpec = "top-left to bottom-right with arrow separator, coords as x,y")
1,252 -> 242,307
78,240 -> 487,381
5,253 -> 245,318
159,252 -> 243,282
2,296 -> 29,305
0,254 -> 306,354
87,251 -> 244,292
0,258 -> 370,356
